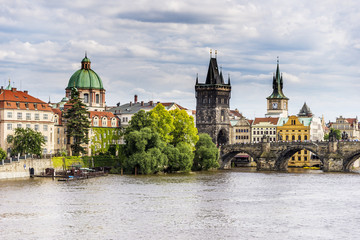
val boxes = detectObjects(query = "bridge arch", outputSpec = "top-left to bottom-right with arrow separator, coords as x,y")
275,145 -> 325,171
343,151 -> 360,172
220,145 -> 260,168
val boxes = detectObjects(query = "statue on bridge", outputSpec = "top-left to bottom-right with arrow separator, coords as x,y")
329,129 -> 338,142
342,131 -> 349,141
277,132 -> 282,141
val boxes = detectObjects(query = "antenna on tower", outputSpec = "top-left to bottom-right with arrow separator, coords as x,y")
210,49 -> 212,58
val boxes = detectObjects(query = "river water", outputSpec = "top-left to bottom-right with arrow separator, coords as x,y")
1,168 -> 360,240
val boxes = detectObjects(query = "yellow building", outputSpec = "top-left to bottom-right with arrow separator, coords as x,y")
277,115 -> 311,167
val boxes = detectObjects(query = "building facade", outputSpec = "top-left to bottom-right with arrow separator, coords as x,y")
251,117 -> 278,143
330,116 -> 359,140
195,54 -> 231,145
0,87 -> 55,155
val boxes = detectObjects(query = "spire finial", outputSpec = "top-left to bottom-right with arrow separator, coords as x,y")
85,51 -> 87,58
277,56 -> 279,64
210,49 -> 212,58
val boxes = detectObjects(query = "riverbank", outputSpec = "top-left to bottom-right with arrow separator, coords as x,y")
0,158 -> 53,180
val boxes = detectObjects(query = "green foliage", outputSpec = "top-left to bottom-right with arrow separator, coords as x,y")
82,155 -> 122,168
0,147 -> 6,160
7,128 -> 45,156
149,104 -> 175,143
126,110 -> 153,133
52,156 -> 83,169
170,109 -> 199,149
193,133 -> 220,171
324,128 -> 341,140
90,127 -> 122,155
63,87 -> 91,156
123,104 -> 202,174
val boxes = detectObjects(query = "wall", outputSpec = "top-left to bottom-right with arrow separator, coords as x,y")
0,158 -> 53,180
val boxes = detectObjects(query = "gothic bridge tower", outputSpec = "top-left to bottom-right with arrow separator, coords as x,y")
195,51 -> 231,145
266,58 -> 289,118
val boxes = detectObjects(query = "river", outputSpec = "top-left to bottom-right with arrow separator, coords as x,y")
1,168 -> 360,240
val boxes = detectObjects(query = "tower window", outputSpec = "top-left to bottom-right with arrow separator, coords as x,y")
96,94 -> 100,104
84,93 -> 89,103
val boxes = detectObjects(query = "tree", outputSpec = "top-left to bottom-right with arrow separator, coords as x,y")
7,128 -> 45,156
170,109 -> 199,148
63,87 -> 91,156
0,147 -> 6,160
324,128 -> 341,140
193,133 -> 220,171
149,104 -> 174,143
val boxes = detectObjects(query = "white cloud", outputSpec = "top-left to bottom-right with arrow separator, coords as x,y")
0,0 -> 360,121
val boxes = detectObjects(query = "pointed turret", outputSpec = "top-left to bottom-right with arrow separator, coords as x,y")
298,102 -> 313,117
228,73 -> 231,85
196,73 -> 198,85
267,58 -> 288,100
205,58 -> 224,85
5,79 -> 11,90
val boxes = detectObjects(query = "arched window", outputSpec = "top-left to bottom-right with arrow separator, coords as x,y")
292,135 -> 295,141
298,135 -> 301,141
96,94 -> 100,104
305,135 -> 308,140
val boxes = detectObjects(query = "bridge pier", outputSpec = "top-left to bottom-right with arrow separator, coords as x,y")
322,154 -> 344,172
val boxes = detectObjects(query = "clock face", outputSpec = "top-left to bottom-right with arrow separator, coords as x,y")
272,102 -> 278,109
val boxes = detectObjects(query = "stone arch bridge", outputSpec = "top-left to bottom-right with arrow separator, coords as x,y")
220,139 -> 360,172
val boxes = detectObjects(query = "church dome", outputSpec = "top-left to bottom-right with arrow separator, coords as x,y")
66,55 -> 104,90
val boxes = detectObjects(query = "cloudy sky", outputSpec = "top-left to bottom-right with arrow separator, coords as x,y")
1,0 -> 360,121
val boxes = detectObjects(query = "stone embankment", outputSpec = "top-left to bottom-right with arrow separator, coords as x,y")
0,158 -> 53,180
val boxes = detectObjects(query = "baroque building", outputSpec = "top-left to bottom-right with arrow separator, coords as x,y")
0,86 -> 55,155
251,117 -> 279,143
65,54 -> 106,111
330,116 -> 359,140
195,54 -> 231,145
52,55 -> 120,156
266,59 -> 289,118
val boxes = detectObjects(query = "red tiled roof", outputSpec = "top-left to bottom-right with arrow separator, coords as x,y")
89,111 -> 118,127
346,118 -> 357,127
159,102 -> 188,110
253,117 -> 279,125
0,88 -> 52,111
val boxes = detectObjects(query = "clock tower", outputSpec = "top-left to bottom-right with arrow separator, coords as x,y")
265,58 -> 289,118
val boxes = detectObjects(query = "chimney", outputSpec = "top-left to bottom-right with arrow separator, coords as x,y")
141,101 -> 144,106
12,87 -> 17,92
24,90 -> 28,94
149,101 -> 153,106
134,95 -> 138,103
129,101 -> 132,106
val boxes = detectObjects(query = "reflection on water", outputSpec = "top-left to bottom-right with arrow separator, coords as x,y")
1,169 -> 360,239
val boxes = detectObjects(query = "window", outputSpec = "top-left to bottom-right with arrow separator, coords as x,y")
304,157 -> 308,161
17,124 -> 22,128
26,124 -> 31,129
26,113 -> 31,120
304,150 -> 308,154
35,113 -> 40,120
292,135 -> 295,141
43,114 -> 48,120
57,138 -> 60,144
7,112 -> 12,118
17,112 -> 22,120
7,124 -> 12,130
34,125 -> 39,131
102,118 -> 107,126
305,135 -> 308,140
292,156 -> 295,160
298,157 -> 301,161
96,94 -> 100,104
298,135 -> 301,140
44,136 -> 48,142
43,125 -> 48,131
57,128 -> 60,134
84,93 -> 89,103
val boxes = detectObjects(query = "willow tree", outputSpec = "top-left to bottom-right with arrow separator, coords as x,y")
63,88 -> 91,156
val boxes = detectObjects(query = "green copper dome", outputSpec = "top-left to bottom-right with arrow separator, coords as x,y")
66,55 -> 104,90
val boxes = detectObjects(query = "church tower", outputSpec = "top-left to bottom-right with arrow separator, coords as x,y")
266,58 -> 289,118
195,51 -> 231,145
